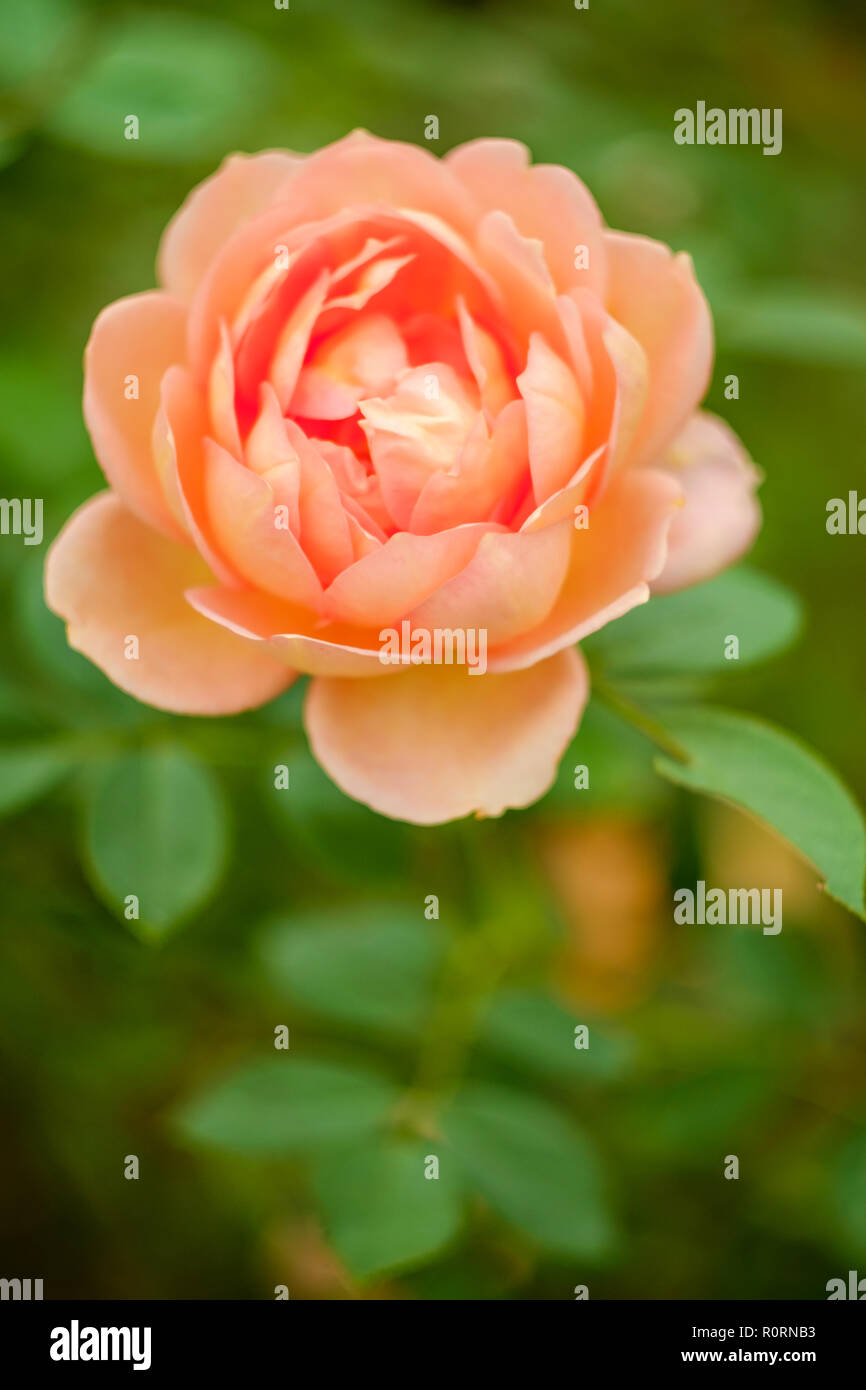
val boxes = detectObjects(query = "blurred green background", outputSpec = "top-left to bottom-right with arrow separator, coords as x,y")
1,0 -> 865,1299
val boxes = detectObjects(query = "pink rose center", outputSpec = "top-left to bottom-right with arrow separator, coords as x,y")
219,214 -> 522,543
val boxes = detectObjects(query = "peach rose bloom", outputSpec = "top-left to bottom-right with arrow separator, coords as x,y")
45,131 -> 760,824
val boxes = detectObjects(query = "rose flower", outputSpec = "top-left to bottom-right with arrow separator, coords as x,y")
45,132 -> 760,824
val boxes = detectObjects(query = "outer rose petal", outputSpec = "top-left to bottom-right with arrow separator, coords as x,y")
157,365 -> 238,586
488,469 -> 682,671
603,232 -> 712,469
44,493 -> 294,715
652,412 -> 762,594
305,648 -> 588,824
158,151 -> 300,301
185,585 -> 393,677
274,129 -> 477,241
84,292 -> 188,539
446,138 -> 607,295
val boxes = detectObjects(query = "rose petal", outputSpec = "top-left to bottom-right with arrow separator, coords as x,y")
447,138 -> 607,294
571,289 -> 649,494
475,210 -> 564,354
208,318 -> 243,457
652,412 -> 762,593
410,518 -> 572,647
283,129 -> 476,239
360,363 -> 479,529
244,383 -> 302,533
157,365 -> 238,586
83,292 -> 189,539
44,493 -> 294,714
185,584 -> 390,677
518,442 -> 605,531
267,270 -> 332,411
604,231 -> 712,468
189,204 -> 495,386
556,292 -> 594,402
291,314 -> 408,419
204,439 -> 323,608
158,150 -> 300,301
488,468 -> 682,671
305,647 -> 588,824
285,422 -> 355,584
321,522 -> 498,628
323,252 -> 416,312
410,398 -> 529,534
313,438 -> 391,539
517,332 -> 586,504
455,296 -> 515,417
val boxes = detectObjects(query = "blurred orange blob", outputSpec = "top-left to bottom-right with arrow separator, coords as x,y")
702,804 -> 836,922
538,816 -> 669,1011
266,1219 -> 408,1301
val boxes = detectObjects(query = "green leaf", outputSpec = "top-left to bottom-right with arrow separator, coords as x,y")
702,929 -> 837,1025
652,705 -> 866,920
259,905 -> 443,1039
716,285 -> 866,366
584,567 -> 802,680
543,698 -> 667,814
0,352 -> 89,486
46,10 -> 279,163
0,743 -> 73,816
477,991 -> 637,1084
176,1058 -> 399,1157
15,560 -> 144,725
17,559 -> 115,694
0,0 -> 83,92
84,746 -> 228,935
443,1083 -> 615,1259
313,1136 -> 462,1279
831,1127 -> 866,1256
271,747 -> 410,881
617,1069 -> 772,1160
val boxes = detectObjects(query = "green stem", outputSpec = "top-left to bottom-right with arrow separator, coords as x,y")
399,823 -> 548,1135
592,675 -> 690,763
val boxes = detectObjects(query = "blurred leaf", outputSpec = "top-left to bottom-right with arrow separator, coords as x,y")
46,10 -> 279,163
585,567 -> 802,680
177,1057 -> 399,1157
16,559 -> 109,693
84,746 -> 227,935
831,1127 -> 866,1256
14,560 -> 145,724
0,127 -> 25,172
0,742 -> 73,816
618,1069 -> 772,1160
271,746 -> 410,881
0,674 -> 42,730
259,905 -> 443,1039
716,285 -> 866,366
0,351 -> 89,486
255,679 -> 306,730
0,0 -> 83,91
313,1135 -> 462,1279
702,930 -> 838,1025
652,705 -> 866,920
443,1083 -> 615,1259
543,698 -> 667,813
477,990 -> 638,1084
